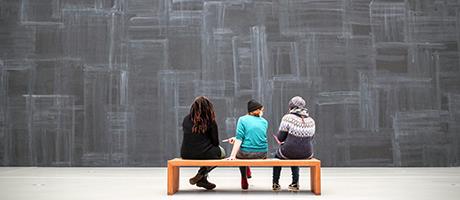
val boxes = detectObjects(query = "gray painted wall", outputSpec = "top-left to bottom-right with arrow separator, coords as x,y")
1,0 -> 459,167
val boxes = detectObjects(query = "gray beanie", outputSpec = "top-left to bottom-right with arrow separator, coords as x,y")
288,96 -> 306,110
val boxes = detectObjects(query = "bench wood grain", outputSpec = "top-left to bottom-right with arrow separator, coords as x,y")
167,158 -> 321,195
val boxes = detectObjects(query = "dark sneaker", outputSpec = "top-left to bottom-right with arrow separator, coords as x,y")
288,183 -> 299,192
196,177 -> 216,190
189,173 -> 204,185
272,183 -> 281,191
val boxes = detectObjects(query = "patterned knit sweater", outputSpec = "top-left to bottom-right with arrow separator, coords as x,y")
276,113 -> 316,159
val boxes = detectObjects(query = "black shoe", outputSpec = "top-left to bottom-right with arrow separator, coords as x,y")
189,173 -> 204,185
288,183 -> 299,192
272,183 -> 281,191
196,177 -> 216,190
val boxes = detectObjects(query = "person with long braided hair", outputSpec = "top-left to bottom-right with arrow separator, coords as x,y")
180,96 -> 226,190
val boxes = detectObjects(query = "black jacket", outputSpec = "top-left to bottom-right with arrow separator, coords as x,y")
180,114 -> 222,159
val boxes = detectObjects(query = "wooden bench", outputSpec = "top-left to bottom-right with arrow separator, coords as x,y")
167,158 -> 321,195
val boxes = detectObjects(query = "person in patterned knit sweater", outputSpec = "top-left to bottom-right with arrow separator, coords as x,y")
272,96 -> 316,192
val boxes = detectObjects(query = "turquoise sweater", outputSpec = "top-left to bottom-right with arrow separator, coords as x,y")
235,115 -> 268,152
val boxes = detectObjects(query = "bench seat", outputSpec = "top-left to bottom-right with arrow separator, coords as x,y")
167,158 -> 321,195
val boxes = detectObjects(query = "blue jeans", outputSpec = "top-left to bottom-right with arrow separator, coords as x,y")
272,154 -> 299,184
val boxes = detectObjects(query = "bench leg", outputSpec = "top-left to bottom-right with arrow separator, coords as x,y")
167,165 -> 179,195
310,165 -> 321,195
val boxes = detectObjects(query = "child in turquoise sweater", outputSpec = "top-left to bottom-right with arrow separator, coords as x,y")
226,100 -> 268,190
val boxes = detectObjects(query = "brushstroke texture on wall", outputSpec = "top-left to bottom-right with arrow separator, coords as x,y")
1,0 -> 459,167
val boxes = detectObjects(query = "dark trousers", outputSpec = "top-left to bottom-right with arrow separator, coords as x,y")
272,166 -> 299,184
239,167 -> 247,178
194,146 -> 226,177
197,166 -> 216,176
272,154 -> 299,184
236,150 -> 267,178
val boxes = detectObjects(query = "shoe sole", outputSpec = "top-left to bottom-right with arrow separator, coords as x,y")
196,183 -> 216,190
288,187 -> 299,192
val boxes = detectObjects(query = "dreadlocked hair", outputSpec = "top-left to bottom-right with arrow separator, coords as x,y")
190,96 -> 216,134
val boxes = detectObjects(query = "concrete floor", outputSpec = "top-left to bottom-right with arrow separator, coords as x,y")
0,167 -> 459,200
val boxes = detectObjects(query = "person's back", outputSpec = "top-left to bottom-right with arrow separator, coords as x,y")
181,114 -> 221,159
276,113 -> 315,159
236,114 -> 268,153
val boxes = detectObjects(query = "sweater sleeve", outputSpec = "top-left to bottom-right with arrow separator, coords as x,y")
209,122 -> 219,146
235,117 -> 245,141
277,115 -> 290,142
279,115 -> 290,131
305,117 -> 316,137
